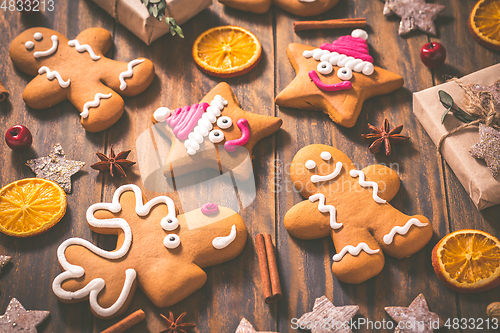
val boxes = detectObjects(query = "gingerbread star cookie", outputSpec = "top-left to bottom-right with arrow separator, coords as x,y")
152,82 -> 282,180
218,0 -> 339,16
53,184 -> 247,318
283,144 -> 433,283
276,29 -> 404,128
9,27 -> 155,132
385,294 -> 443,332
298,296 -> 359,333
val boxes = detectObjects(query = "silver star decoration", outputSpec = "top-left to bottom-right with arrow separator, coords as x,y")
0,255 -> 11,274
386,0 -> 445,36
235,318 -> 277,333
26,143 -> 85,193
298,295 -> 359,333
385,294 -> 442,333
470,124 -> 500,177
470,79 -> 500,112
380,0 -> 423,17
0,298 -> 49,333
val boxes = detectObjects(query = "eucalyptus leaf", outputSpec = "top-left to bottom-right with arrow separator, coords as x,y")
144,0 -> 148,6
149,0 -> 161,3
441,108 -> 451,124
175,25 -> 184,38
148,6 -> 154,16
170,25 -> 175,36
152,5 -> 158,17
439,90 -> 454,109
157,1 -> 165,11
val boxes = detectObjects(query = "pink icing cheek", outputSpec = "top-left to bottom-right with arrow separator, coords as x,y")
201,203 -> 219,215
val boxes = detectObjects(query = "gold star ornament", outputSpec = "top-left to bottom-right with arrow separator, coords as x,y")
275,29 -> 404,128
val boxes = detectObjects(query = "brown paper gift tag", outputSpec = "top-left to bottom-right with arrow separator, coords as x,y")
413,63 -> 500,210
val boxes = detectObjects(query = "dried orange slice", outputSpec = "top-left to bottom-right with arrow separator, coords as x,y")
468,0 -> 500,51
432,229 -> 500,293
0,178 -> 67,237
193,26 -> 262,78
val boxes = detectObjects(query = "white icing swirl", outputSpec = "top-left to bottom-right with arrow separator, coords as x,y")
34,35 -> 58,58
68,39 -> 101,61
309,193 -> 342,229
349,169 -> 386,204
303,48 -> 374,76
52,184 -> 177,318
38,66 -> 70,88
81,93 -> 112,118
212,224 -> 237,249
333,242 -> 380,262
383,218 -> 428,245
153,107 -> 171,122
119,59 -> 145,91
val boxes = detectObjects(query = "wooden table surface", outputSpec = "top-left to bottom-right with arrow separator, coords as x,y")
1,0 -> 499,332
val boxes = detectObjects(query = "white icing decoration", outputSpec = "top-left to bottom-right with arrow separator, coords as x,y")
38,66 -> 70,88
217,116 -> 232,129
80,93 -> 112,118
349,169 -> 387,204
320,151 -> 331,161
304,48 -> 374,76
118,59 -> 145,91
383,218 -> 428,245
68,39 -> 101,61
298,0 -> 316,2
212,224 -> 237,249
164,234 -> 181,249
52,184 -> 177,318
337,67 -> 353,81
153,107 -> 171,122
34,32 -> 43,41
332,242 -> 380,262
317,61 -> 333,75
351,29 -> 368,40
305,160 -> 316,170
310,161 -> 343,183
184,95 -> 227,155
33,35 -> 58,58
309,193 -> 342,229
25,41 -> 34,50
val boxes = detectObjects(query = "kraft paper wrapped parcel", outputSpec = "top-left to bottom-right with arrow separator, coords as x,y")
413,64 -> 500,210
91,0 -> 212,44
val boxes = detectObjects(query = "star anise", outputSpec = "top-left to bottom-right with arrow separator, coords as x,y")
90,146 -> 136,177
159,311 -> 196,333
361,118 -> 409,155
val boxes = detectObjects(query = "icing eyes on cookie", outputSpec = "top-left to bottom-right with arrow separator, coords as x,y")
161,217 -> 179,231
217,116 -> 232,129
164,234 -> 180,249
305,160 -> 316,169
34,32 -> 43,41
320,151 -> 332,161
317,61 -> 333,75
209,129 -> 224,143
337,67 -> 353,81
25,41 -> 34,50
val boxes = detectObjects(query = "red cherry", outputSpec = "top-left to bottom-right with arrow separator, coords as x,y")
5,125 -> 33,150
420,42 -> 447,69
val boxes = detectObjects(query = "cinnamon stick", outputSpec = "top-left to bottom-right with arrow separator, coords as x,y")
256,234 -> 281,304
101,309 -> 146,333
294,18 -> 367,32
0,79 -> 9,102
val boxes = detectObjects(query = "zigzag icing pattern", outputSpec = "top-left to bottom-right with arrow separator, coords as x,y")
80,93 -> 112,118
333,242 -> 380,262
383,218 -> 428,245
68,39 -> 101,61
118,59 -> 145,91
38,66 -> 70,88
349,169 -> 387,204
52,184 -> 177,317
309,193 -> 342,229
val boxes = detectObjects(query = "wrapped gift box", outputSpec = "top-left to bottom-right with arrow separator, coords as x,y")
413,64 -> 500,210
91,0 -> 212,44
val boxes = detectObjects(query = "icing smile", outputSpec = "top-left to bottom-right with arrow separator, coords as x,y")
224,118 -> 250,153
309,70 -> 352,92
34,35 -> 59,58
311,161 -> 343,183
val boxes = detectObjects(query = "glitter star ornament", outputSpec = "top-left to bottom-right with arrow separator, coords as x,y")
0,255 -> 11,273
470,79 -> 500,109
470,124 -> 500,177
297,296 -> 359,333
26,143 -> 85,193
0,298 -> 49,333
387,0 -> 445,36
385,294 -> 443,333
235,318 -> 277,333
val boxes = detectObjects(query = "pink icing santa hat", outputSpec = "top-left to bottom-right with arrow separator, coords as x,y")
304,29 -> 375,76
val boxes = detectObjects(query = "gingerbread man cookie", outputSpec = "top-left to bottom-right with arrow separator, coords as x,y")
218,0 -> 339,16
276,29 -> 404,127
152,82 -> 282,180
284,144 -> 433,284
52,184 -> 247,318
10,27 -> 155,132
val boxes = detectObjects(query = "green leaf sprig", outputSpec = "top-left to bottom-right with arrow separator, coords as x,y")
438,90 -> 476,124
140,0 -> 184,38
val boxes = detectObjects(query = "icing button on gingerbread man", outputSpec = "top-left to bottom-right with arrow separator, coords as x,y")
284,144 -> 433,284
10,27 -> 155,132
